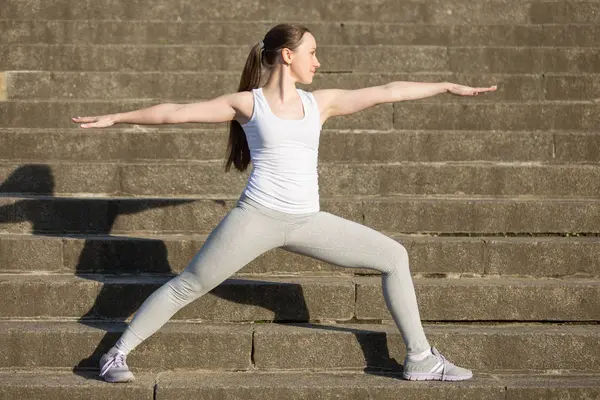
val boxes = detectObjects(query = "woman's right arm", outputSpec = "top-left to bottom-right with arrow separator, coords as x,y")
72,92 -> 247,128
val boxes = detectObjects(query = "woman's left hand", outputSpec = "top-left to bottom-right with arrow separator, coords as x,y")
448,84 -> 498,96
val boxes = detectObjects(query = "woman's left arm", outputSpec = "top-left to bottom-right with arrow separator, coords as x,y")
313,81 -> 497,122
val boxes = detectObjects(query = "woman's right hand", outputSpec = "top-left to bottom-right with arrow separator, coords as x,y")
72,115 -> 117,128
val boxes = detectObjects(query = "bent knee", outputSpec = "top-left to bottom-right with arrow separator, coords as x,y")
381,243 -> 410,276
167,272 -> 204,304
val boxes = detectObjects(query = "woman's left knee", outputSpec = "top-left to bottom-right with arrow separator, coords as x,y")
381,243 -> 410,275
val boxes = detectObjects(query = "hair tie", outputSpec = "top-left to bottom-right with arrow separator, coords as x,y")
259,40 -> 264,50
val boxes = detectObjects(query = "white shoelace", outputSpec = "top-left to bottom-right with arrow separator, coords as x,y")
99,351 -> 127,377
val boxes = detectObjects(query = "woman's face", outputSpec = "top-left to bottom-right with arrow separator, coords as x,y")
287,32 -> 321,84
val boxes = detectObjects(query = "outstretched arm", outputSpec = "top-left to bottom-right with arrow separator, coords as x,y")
72,92 -> 248,128
314,81 -> 497,121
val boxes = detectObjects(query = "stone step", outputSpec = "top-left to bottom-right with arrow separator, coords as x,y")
2,370 -> 600,400
2,0 -> 597,24
5,161 -> 600,198
2,45 -> 600,73
0,100 -> 389,130
154,372 -> 600,400
3,233 -> 600,278
395,102 -> 600,131
3,161 -> 600,198
0,321 -> 598,371
1,275 -> 598,321
3,196 -> 600,234
9,71 -> 586,102
113,372 -> 600,400
0,370 -> 155,400
362,196 -> 600,233
3,20 -> 600,47
0,128 -> 596,164
6,71 -> 597,103
2,100 -> 599,131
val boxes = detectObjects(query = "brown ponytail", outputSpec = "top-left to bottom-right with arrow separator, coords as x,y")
225,23 -> 311,172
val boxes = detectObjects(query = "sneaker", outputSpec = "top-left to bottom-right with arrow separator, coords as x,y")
402,347 -> 473,381
99,348 -> 135,383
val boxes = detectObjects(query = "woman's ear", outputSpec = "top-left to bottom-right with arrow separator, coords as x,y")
281,48 -> 293,65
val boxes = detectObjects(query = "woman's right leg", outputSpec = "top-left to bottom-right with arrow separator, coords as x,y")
100,198 -> 286,381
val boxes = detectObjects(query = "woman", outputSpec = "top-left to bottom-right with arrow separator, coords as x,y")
73,23 -> 496,383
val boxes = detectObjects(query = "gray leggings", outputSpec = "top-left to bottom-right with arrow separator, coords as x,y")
116,194 -> 431,355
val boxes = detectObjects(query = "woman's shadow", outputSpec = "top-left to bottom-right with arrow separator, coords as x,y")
0,165 -> 189,370
0,165 -> 402,377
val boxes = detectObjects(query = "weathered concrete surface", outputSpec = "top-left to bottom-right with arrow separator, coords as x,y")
0,100 -> 391,129
0,370 -> 155,400
4,196 -> 600,234
364,197 -> 600,234
544,75 -> 600,101
2,370 -> 600,399
0,234 -> 63,273
5,161 -> 598,197
320,130 -> 556,163
0,322 -> 598,371
253,323 -> 600,371
4,233 -> 600,278
3,0 -> 573,24
6,71 -> 543,102
0,72 -> 6,101
0,196 -> 362,235
554,132 -> 600,163
57,234 -> 380,276
530,1 -> 600,24
155,372 -> 600,400
0,44 -> 448,73
0,128 -> 227,162
486,237 -> 600,277
451,24 -> 600,47
0,275 -> 355,321
394,102 -> 600,131
506,374 -> 600,399
1,275 -> 599,321
19,234 -> 485,276
156,371 -> 505,400
3,45 -> 600,74
0,128 -> 591,164
123,163 -> 600,198
3,20 -> 600,47
0,163 -> 120,195
356,277 -> 600,321
4,102 -> 600,133
0,129 -> 559,163
318,163 -> 600,198
449,47 -> 600,73
0,321 -> 252,370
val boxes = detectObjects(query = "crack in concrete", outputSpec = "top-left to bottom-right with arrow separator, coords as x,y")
251,328 -> 257,368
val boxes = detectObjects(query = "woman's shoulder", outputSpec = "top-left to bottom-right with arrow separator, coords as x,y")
229,90 -> 256,126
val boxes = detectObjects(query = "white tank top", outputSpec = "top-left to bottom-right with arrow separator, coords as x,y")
240,87 -> 321,213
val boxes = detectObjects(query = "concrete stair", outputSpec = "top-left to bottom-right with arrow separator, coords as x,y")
2,370 -> 600,400
2,128 -> 599,163
2,21 -> 600,47
2,274 -> 600,320
3,233 -> 600,276
1,0 -> 599,398
1,321 -> 599,370
10,71 -> 593,101
3,45 -> 600,73
2,0 -> 599,24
